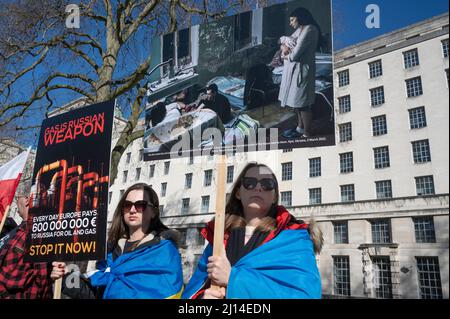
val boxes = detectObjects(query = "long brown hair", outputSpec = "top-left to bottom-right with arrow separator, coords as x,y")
108,183 -> 168,247
224,162 -> 279,233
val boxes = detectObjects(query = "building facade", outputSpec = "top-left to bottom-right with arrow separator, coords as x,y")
108,14 -> 449,298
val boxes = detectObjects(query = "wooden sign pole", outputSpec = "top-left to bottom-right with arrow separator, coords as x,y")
53,277 -> 62,299
211,153 -> 227,290
0,205 -> 11,237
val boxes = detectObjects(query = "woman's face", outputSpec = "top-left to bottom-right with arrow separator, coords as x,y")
236,166 -> 277,220
289,16 -> 299,29
122,189 -> 154,233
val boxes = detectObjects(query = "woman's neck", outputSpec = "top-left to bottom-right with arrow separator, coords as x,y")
245,216 -> 262,227
128,228 -> 146,242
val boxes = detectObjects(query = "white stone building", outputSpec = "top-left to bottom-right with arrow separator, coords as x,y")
108,13 -> 449,298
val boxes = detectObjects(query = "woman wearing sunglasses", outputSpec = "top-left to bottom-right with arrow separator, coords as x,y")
182,162 -> 322,299
50,183 -> 183,299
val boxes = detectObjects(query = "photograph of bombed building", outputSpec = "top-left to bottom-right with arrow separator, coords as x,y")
144,0 -> 334,161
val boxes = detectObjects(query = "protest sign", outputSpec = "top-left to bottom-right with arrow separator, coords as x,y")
25,101 -> 114,262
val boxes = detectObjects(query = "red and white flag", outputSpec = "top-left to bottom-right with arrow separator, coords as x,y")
0,148 -> 30,220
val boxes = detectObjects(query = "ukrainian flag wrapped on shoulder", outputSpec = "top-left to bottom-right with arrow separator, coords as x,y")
183,228 -> 322,299
87,238 -> 183,299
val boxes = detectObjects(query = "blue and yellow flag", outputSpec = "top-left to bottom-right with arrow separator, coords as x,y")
183,229 -> 321,299
88,239 -> 183,299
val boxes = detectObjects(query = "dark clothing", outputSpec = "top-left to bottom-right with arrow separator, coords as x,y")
0,222 -> 52,299
199,93 -> 232,124
226,228 -> 269,266
123,240 -> 140,254
0,217 -> 18,239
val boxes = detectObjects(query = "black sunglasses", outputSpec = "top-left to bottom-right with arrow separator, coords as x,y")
122,200 -> 154,213
241,177 -> 277,191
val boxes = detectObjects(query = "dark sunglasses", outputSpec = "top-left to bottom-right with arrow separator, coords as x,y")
241,177 -> 277,191
122,200 -> 154,213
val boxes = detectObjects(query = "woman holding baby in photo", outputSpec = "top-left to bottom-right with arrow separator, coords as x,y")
278,7 -> 321,139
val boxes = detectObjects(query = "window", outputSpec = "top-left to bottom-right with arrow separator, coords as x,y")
119,189 -> 124,198
414,217 -> 436,243
415,175 -> 435,195
189,156 -> 194,165
416,257 -> 443,299
204,170 -> 213,187
197,228 -> 205,246
227,166 -> 234,184
403,48 -> 420,69
376,180 -> 392,199
333,221 -> 348,244
339,122 -> 352,142
340,184 -> 355,202
283,148 -> 293,153
333,256 -> 350,297
126,152 -> 131,164
281,162 -> 293,181
442,39 -> 449,58
406,77 -> 423,97
161,182 -> 167,197
338,70 -> 350,87
108,191 -> 112,204
309,188 -> 322,205
340,152 -> 353,173
201,196 -> 210,214
371,219 -> 391,243
122,170 -> 128,183
338,95 -> 351,113
135,168 -> 141,181
373,146 -> 390,169
412,139 -> 431,163
445,68 -> 449,87
162,27 -> 196,75
280,191 -> 292,207
369,60 -> 383,78
372,257 -> 393,299
149,164 -> 155,178
372,115 -> 387,136
370,86 -> 385,106
185,173 -> 193,189
234,11 -> 252,50
409,106 -> 427,129
181,198 -> 190,214
139,150 -> 143,161
177,228 -> 187,246
309,157 -> 321,177
233,10 -> 262,51
164,161 -> 170,175
159,205 -> 164,216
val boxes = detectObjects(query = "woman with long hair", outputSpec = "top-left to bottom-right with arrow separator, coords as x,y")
51,183 -> 183,299
279,7 -> 321,139
182,162 -> 322,299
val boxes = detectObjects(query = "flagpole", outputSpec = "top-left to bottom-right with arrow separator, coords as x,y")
0,205 -> 11,237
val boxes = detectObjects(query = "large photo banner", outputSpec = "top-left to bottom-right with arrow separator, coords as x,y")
25,101 -> 114,262
144,0 -> 334,161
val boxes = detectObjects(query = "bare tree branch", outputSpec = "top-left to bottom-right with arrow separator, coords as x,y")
61,40 -> 100,70
121,0 -> 160,42
0,46 -> 49,96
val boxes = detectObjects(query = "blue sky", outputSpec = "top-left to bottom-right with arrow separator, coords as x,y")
332,0 -> 449,50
